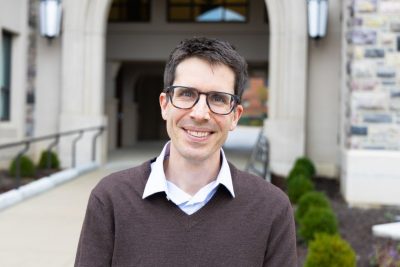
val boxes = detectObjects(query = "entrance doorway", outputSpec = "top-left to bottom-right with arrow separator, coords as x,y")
134,74 -> 168,141
115,62 -> 168,148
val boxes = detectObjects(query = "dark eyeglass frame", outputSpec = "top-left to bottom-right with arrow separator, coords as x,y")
164,85 -> 241,115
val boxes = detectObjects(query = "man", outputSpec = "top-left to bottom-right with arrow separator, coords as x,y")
75,37 -> 297,266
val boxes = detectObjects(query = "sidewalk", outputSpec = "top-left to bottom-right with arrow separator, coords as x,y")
0,167 -> 109,267
0,142 -> 251,267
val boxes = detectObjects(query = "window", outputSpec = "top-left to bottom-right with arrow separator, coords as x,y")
168,0 -> 249,23
108,0 -> 151,22
0,31 -> 12,121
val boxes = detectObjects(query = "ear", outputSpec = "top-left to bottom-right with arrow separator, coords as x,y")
159,93 -> 169,120
230,104 -> 243,131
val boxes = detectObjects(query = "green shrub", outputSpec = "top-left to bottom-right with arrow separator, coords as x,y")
299,207 -> 338,242
295,191 -> 330,222
287,165 -> 312,183
287,174 -> 314,204
37,150 -> 60,169
304,234 -> 356,267
294,157 -> 316,177
9,155 -> 36,178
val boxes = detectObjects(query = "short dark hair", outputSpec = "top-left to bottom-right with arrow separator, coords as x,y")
164,37 -> 248,98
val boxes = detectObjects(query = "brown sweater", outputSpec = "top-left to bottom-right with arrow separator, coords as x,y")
75,160 -> 297,267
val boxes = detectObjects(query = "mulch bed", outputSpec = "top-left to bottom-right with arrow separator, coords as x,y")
271,175 -> 400,267
0,169 -> 60,194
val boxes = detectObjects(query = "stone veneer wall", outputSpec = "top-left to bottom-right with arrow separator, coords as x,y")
346,0 -> 400,150
26,0 -> 37,137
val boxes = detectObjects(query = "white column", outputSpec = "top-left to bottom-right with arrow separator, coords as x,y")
59,0 -> 111,167
33,35 -> 62,161
264,0 -> 308,176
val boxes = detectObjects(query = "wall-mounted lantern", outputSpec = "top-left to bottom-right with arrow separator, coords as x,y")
39,0 -> 62,39
307,0 -> 328,39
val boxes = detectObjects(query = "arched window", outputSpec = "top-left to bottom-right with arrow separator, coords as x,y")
108,0 -> 151,22
168,0 -> 249,23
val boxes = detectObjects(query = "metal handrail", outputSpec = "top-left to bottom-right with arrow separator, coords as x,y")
71,130 -> 84,168
245,127 -> 270,182
0,125 -> 105,188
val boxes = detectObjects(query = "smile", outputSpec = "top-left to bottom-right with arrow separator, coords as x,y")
185,129 -> 213,138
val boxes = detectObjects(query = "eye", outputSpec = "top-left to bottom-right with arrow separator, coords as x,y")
176,87 -> 196,98
209,93 -> 229,104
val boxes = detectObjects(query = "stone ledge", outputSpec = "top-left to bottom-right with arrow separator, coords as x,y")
0,162 -> 99,212
224,125 -> 261,150
0,189 -> 23,210
341,149 -> 400,206
372,222 -> 400,240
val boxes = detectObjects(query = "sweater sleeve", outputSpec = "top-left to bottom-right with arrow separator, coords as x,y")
74,192 -> 115,267
263,200 -> 297,267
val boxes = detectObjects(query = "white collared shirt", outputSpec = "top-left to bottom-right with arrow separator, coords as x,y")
142,142 -> 235,215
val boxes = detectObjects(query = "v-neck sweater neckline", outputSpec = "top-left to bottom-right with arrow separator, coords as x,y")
142,160 -> 234,230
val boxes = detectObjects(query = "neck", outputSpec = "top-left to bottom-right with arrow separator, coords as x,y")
164,146 -> 221,196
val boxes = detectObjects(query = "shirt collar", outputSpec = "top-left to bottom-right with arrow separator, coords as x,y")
216,148 -> 235,197
142,143 -> 169,199
142,141 -> 235,199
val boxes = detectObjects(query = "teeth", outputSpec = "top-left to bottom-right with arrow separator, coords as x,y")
187,130 -> 210,138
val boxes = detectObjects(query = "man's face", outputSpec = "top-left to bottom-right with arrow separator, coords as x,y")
160,57 -> 243,163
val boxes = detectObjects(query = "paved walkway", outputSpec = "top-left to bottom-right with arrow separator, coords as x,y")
0,142 -> 251,267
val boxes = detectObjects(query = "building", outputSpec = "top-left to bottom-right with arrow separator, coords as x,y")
0,0 -> 399,206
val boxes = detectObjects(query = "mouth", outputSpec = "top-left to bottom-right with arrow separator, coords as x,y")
183,127 -> 214,139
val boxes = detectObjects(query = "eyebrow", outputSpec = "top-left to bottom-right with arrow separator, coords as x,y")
171,85 -> 234,95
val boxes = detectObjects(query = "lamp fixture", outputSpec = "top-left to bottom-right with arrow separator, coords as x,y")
307,0 -> 328,39
39,0 -> 62,39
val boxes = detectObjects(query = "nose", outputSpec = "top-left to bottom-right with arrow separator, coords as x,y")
190,95 -> 211,121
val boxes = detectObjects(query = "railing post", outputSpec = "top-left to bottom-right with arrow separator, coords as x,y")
71,131 -> 84,168
46,135 -> 59,169
15,142 -> 30,188
91,126 -> 104,162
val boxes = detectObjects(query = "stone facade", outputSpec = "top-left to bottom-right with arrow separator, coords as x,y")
346,0 -> 400,150
26,0 -> 37,137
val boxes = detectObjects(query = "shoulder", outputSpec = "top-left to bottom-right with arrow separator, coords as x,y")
229,163 -> 290,210
91,160 -> 152,203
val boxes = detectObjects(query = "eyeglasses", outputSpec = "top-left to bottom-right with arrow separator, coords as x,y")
165,86 -> 240,115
